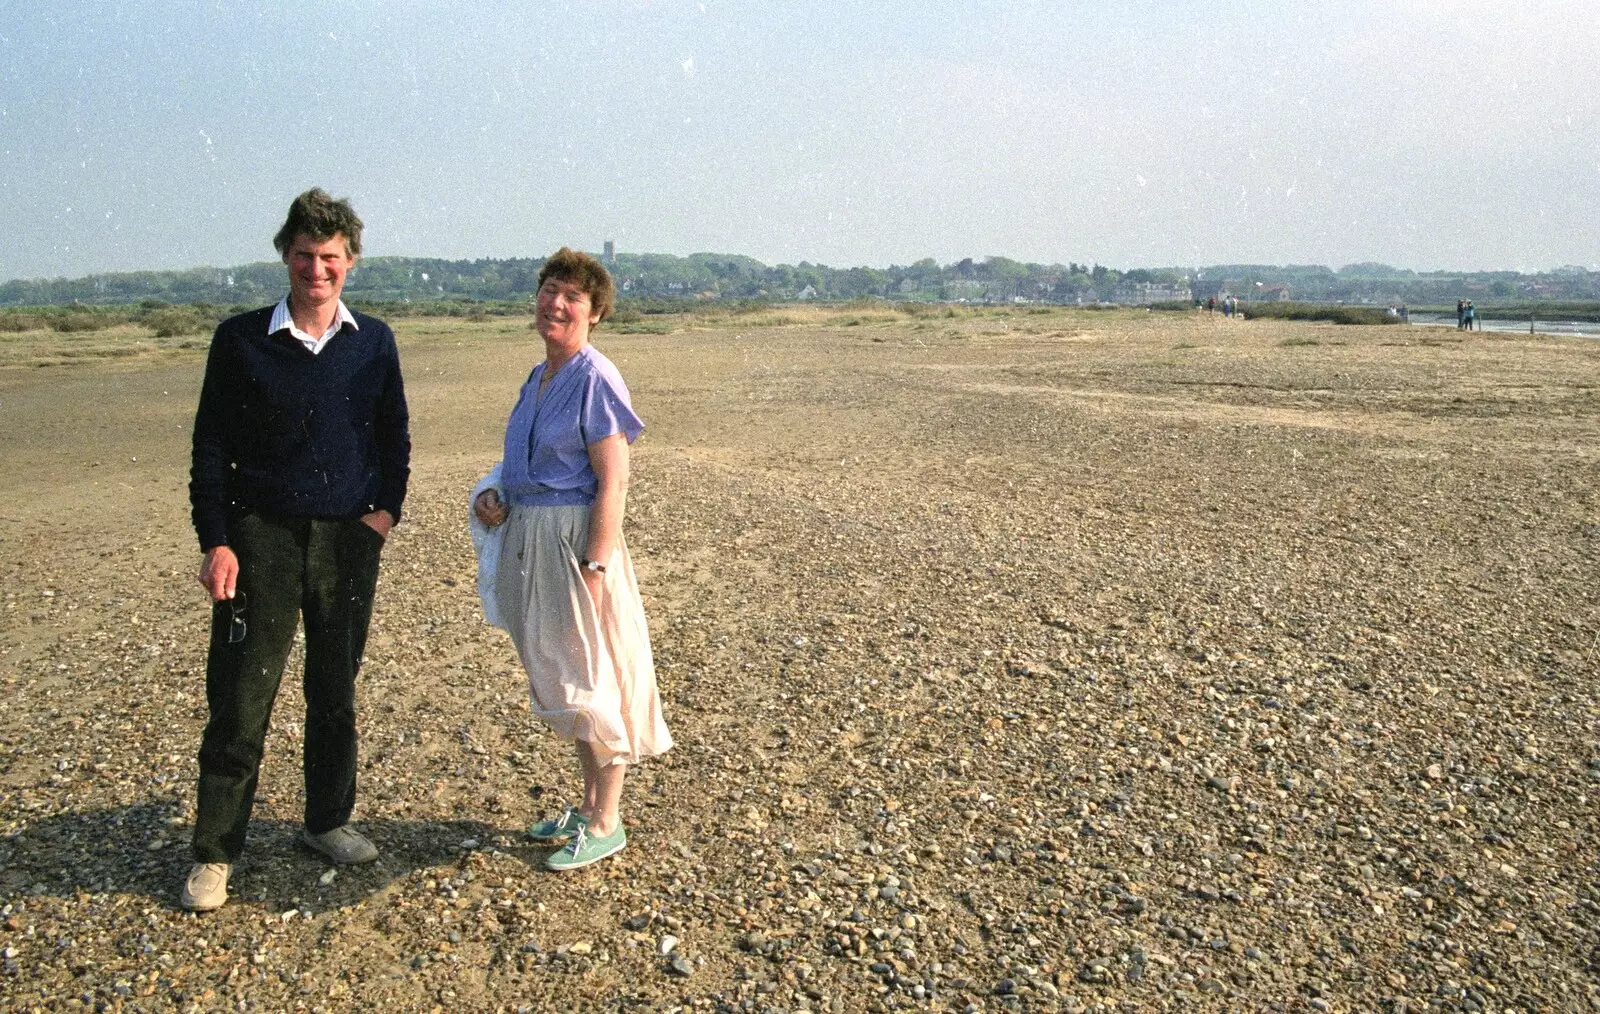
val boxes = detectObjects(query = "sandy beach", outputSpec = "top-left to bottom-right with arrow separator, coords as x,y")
1,306 -> 1597,1013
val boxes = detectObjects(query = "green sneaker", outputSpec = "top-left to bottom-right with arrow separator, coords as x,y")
527,806 -> 587,844
545,821 -> 626,871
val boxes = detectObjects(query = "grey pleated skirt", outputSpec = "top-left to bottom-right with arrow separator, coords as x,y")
494,504 -> 672,765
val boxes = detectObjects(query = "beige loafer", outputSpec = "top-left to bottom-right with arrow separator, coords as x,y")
180,862 -> 230,912
301,824 -> 379,865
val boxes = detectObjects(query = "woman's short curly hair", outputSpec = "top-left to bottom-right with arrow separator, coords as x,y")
538,247 -> 615,323
273,188 -> 364,258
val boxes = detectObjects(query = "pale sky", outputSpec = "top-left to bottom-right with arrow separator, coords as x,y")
2,0 -> 1596,281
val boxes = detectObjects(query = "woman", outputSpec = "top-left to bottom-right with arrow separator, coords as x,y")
472,247 -> 671,871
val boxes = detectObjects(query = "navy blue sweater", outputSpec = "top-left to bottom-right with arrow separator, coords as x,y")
189,305 -> 411,551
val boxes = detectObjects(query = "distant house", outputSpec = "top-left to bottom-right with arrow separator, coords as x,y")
1223,280 -> 1290,302
1112,281 -> 1193,304
796,284 -> 818,300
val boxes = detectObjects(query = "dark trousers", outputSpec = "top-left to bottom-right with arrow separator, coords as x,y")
192,512 -> 384,863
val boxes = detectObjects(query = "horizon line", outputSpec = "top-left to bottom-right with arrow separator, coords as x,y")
4,251 -> 1597,288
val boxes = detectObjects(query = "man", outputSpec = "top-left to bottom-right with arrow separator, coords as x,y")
183,188 -> 410,911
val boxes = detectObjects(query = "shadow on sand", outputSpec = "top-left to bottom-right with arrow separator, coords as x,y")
0,803 -> 544,911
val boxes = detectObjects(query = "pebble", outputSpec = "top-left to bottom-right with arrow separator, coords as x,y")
1078,959 -> 1112,985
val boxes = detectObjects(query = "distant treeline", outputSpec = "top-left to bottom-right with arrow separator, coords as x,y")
3,252 -> 1598,308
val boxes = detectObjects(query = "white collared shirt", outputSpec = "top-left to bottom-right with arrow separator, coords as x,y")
268,297 -> 359,355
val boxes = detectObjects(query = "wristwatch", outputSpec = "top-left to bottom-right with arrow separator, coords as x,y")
581,558 -> 607,573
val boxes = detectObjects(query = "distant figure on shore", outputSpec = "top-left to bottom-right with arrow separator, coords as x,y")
1457,298 -> 1467,330
183,189 -> 411,912
471,247 -> 671,872
1465,300 -> 1478,331
1222,295 -> 1236,318
1206,296 -> 1216,315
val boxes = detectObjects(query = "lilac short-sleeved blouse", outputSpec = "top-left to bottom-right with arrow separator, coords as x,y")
501,344 -> 644,507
